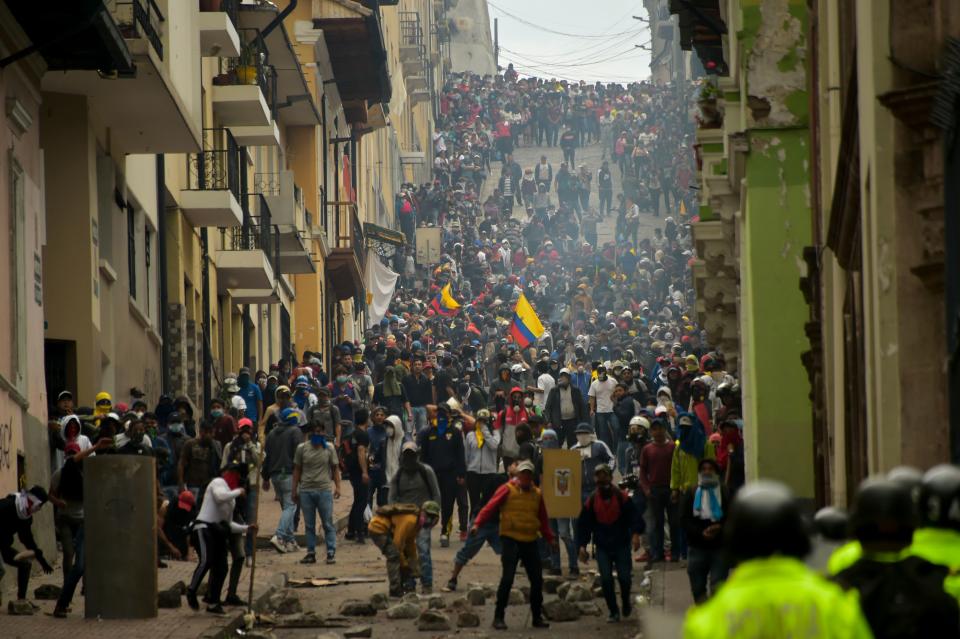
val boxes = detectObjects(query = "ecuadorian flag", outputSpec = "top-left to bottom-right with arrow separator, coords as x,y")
509,293 -> 544,348
430,283 -> 461,316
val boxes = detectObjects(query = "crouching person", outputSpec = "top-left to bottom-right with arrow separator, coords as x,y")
368,501 -> 441,597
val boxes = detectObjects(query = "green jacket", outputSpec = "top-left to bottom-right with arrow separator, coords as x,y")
827,540 -> 863,576
683,556 -> 873,639
670,440 -> 715,492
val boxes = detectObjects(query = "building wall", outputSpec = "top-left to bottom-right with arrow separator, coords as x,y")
447,0 -> 495,76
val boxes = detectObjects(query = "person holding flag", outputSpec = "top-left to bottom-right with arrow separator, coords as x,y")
509,293 -> 544,349
431,283 -> 461,317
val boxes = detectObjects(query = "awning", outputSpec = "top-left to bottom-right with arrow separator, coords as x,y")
363,222 -> 405,246
314,1 -> 391,125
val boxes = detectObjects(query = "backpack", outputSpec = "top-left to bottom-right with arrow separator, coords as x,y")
374,503 -> 420,517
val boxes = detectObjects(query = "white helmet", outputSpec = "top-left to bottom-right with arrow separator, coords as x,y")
511,364 -> 525,375
629,416 -> 651,429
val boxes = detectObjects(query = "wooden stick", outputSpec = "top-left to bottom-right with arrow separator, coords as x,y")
246,482 -> 261,615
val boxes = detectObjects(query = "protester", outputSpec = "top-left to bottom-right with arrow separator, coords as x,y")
262,407 -> 304,553
388,442 -> 441,594
292,419 -> 341,564
368,501 -> 441,597
680,458 -> 729,602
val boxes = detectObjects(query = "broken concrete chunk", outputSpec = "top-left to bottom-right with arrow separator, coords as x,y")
416,609 -> 451,631
542,598 -> 581,622
426,594 -> 446,610
576,601 -> 602,616
157,586 -> 182,609
265,589 -> 303,615
338,600 -> 377,617
562,583 -> 594,603
543,576 -> 564,594
34,584 -> 62,600
344,625 -> 373,638
368,592 -> 390,611
385,601 -> 421,619
456,610 -> 481,627
466,588 -> 486,606
507,588 -> 525,605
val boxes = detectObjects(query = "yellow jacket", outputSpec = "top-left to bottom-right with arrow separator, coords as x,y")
368,512 -> 420,572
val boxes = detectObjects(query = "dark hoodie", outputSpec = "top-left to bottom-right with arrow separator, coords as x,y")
488,364 -> 514,410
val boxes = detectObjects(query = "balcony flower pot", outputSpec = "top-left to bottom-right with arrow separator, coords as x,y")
236,65 -> 259,85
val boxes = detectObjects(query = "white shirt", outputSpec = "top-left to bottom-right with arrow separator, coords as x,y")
588,377 -> 618,413
195,477 -> 249,534
536,373 -> 555,410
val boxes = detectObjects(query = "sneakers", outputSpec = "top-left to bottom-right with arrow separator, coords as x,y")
206,604 -> 226,615
269,535 -> 286,553
245,556 -> 253,568
325,552 -> 336,564
606,612 -> 621,623
52,607 -> 68,619
186,589 -> 200,611
223,594 -> 247,607
492,618 -> 508,631
442,579 -> 457,592
439,534 -> 450,548
300,553 -> 317,564
532,618 -> 550,629
285,539 -> 300,553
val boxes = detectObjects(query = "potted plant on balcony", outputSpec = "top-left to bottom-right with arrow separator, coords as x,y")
696,78 -> 722,128
235,43 -> 261,85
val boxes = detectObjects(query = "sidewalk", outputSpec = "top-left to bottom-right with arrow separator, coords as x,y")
0,482 -> 355,639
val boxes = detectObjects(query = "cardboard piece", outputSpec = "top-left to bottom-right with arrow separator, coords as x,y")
541,449 -> 582,518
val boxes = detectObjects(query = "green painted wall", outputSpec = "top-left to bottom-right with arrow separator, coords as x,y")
739,127 -> 814,499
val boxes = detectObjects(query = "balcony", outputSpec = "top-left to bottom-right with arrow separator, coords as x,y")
199,0 -> 241,57
238,3 -> 321,127
38,0 -> 201,154
314,0 -> 391,127
180,129 -> 243,227
399,12 -> 426,76
326,202 -> 366,301
253,171 -> 315,274
215,200 -> 277,292
211,29 -> 276,129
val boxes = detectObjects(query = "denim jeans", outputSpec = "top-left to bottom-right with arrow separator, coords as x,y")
455,518 -> 502,566
416,526 -> 433,587
549,518 -> 578,571
686,545 -> 728,602
300,489 -> 337,555
56,524 -> 85,610
596,543 -> 632,615
271,473 -> 296,543
411,406 -> 428,435
593,412 -> 618,455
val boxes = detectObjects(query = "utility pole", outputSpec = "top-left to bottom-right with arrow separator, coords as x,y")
494,17 -> 499,70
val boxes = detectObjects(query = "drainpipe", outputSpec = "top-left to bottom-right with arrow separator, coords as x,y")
201,228 -> 212,412
259,0 -> 297,40
157,154 -> 171,395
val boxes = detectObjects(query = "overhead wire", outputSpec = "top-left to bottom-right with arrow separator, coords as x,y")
501,27 -> 647,64
487,0 -> 642,39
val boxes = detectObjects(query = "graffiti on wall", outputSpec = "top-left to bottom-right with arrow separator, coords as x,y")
0,420 -> 11,472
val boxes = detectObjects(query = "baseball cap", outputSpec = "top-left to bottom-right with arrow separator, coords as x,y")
401,441 -> 418,453
516,460 -> 536,474
57,390 -> 73,401
177,490 -> 196,511
575,422 -> 593,434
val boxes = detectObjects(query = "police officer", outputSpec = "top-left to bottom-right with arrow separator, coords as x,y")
832,478 -> 959,639
910,464 -> 960,572
683,481 -> 873,638
809,506 -> 849,573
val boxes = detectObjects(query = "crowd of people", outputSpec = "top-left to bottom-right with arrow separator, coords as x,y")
4,64 -> 958,638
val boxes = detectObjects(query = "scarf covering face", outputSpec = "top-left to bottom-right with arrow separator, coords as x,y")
13,490 -> 43,519
693,483 -> 723,521
677,411 -> 707,457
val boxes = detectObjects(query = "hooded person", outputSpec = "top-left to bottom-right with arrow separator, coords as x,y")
680,458 -> 730,603
388,441 -> 441,593
488,364 -> 514,413
383,415 -> 405,488
0,485 -> 54,613
669,411 -> 715,562
54,414 -> 93,471
495,387 -> 529,468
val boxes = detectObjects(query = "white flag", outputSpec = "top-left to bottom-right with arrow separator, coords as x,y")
365,251 -> 399,328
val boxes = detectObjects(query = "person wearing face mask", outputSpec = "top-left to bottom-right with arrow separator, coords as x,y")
158,410 -> 188,501
472,460 -> 556,631
382,415 -> 405,497
260,385 -> 294,438
234,367 -> 263,423
292,421 -> 342,565
209,398 -> 237,448
178,421 -> 223,503
576,464 -> 643,622
495,388 -> 529,469
368,501 -> 441,597
588,365 -> 619,454
222,419 -> 261,561
670,412 -> 715,563
1,485 -> 54,615
545,369 -> 588,447
367,407 -> 389,507
261,408 -> 305,554
679,458 -> 729,603
417,401 -> 468,548
328,366 -> 357,427
388,441 -> 441,594
308,387 -> 342,448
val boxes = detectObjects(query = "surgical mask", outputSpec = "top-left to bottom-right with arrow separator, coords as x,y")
336,376 -> 348,384
524,398 -> 533,407
513,399 -> 521,408
134,411 -> 144,419
698,472 -> 719,488
576,433 -> 593,447
169,423 -> 184,434
210,409 -> 224,419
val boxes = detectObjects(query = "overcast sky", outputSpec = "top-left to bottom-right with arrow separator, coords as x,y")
487,0 -> 652,83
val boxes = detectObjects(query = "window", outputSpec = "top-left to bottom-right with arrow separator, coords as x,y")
9,153 -> 26,387
127,205 -> 137,299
